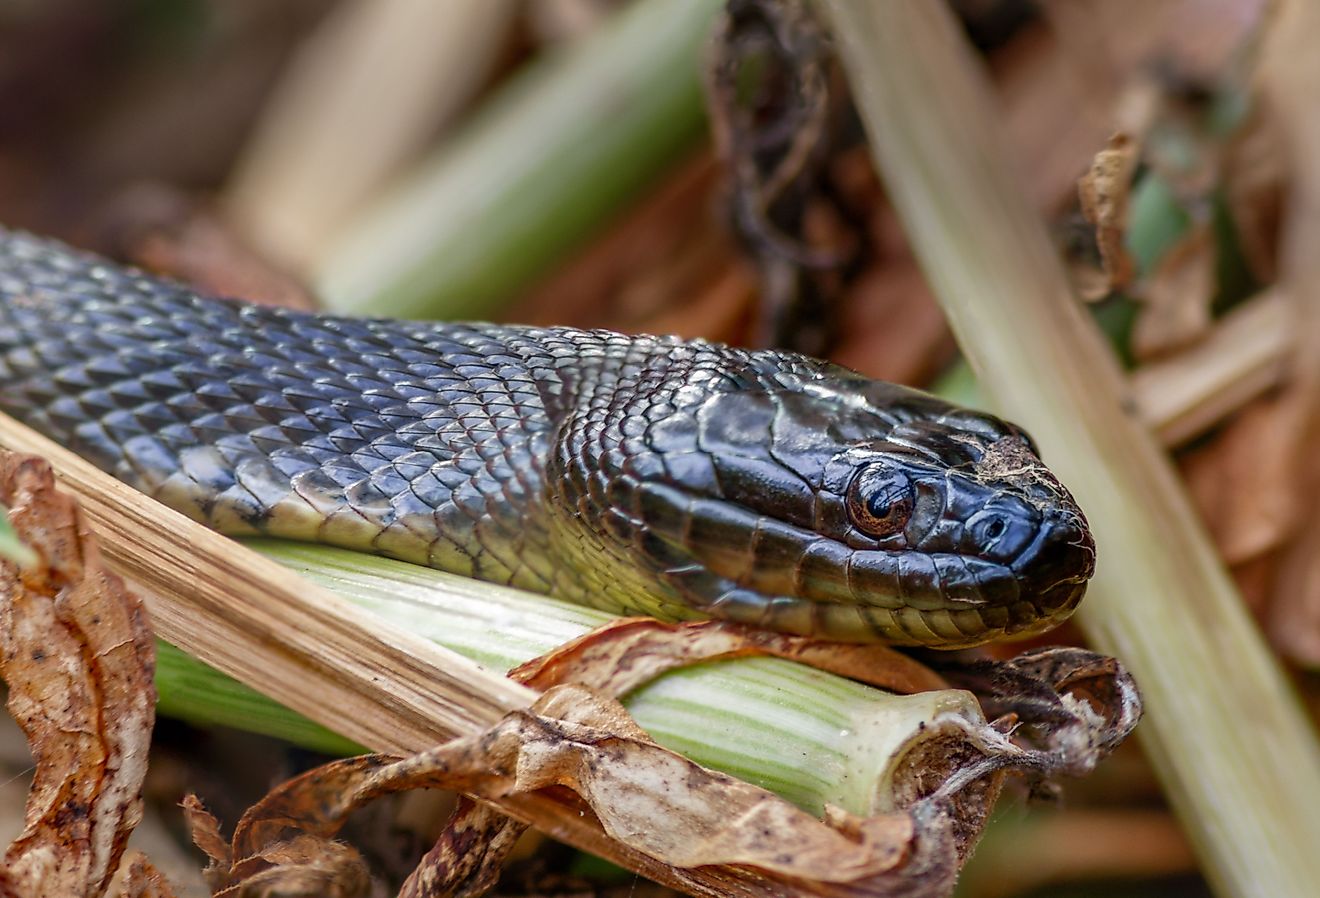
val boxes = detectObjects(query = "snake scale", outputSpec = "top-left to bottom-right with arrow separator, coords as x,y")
0,229 -> 1094,647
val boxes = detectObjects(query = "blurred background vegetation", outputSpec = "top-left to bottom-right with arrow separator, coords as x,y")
1,1 -> 1312,897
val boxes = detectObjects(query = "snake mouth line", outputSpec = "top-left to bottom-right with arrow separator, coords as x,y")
630,479 -> 1089,645
681,566 -> 1089,646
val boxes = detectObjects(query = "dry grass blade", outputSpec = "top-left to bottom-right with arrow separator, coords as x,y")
0,455 -> 160,897
814,2 -> 1320,895
0,411 -> 534,753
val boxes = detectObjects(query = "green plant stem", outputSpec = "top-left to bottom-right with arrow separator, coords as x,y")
814,3 -> 1320,896
156,540 -> 988,817
314,0 -> 718,321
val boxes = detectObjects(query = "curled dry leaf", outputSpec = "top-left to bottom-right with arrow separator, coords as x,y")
194,624 -> 1140,898
223,835 -> 371,898
111,854 -> 177,898
1077,132 -> 1139,294
180,795 -> 230,887
399,798 -> 523,898
195,685 -> 975,897
0,453 -> 158,898
509,617 -> 949,696
187,793 -> 372,898
933,647 -> 1143,796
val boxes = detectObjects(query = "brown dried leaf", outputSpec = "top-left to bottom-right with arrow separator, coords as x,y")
1180,392 -> 1298,565
1230,551 -> 1278,618
1077,133 -> 1139,292
111,853 -> 177,898
1257,0 -> 1320,673
218,835 -> 371,898
157,639 -> 1142,898
181,794 -> 230,889
1132,227 -> 1218,360
399,798 -> 524,898
509,617 -> 949,696
202,686 -> 977,897
0,453 -> 157,898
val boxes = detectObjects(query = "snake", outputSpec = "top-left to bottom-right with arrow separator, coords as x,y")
0,228 -> 1094,647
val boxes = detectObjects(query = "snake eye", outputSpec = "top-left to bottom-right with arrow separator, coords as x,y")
846,467 -> 914,538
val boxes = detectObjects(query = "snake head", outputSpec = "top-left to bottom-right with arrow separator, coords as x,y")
550,347 -> 1094,647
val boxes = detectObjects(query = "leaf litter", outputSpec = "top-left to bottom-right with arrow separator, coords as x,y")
189,613 -> 1139,898
0,453 -> 171,897
1077,132 -> 1140,295
1059,1 -> 1320,669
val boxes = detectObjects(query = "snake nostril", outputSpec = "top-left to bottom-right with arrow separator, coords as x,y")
967,508 -> 1035,562
970,511 -> 1010,550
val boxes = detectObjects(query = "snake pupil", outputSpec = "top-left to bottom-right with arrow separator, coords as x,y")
846,467 -> 913,539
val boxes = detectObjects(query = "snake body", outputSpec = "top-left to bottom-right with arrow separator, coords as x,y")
0,229 -> 1093,646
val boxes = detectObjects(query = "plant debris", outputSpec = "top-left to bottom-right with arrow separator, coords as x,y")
510,617 -> 950,696
189,685 -> 951,898
933,647 -> 1143,794
1181,391 -> 1297,568
707,0 -> 857,354
0,453 -> 169,897
110,854 -> 178,898
186,617 -> 1140,898
1077,132 -> 1139,294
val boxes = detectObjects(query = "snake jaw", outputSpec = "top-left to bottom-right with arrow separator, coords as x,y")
569,440 -> 1094,646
